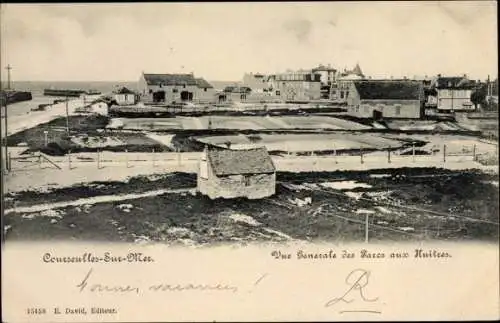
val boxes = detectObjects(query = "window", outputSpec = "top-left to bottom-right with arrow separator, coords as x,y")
340,91 -> 344,99
244,176 -> 251,186
204,88 -> 207,92
173,89 -> 178,93
149,89 -> 153,94
395,105 -> 401,116
276,90 -> 280,96
183,84 -> 186,88
240,94 -> 246,100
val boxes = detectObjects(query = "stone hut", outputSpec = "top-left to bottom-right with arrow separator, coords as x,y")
197,145 -> 276,199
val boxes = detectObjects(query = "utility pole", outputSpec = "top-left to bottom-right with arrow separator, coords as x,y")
365,213 -> 370,243
65,94 -> 70,135
5,64 -> 12,90
3,65 -> 12,173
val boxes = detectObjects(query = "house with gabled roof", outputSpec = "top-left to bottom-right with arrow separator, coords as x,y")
197,145 -> 276,199
138,72 -> 215,104
113,86 -> 139,105
430,74 -> 475,111
346,80 -> 425,119
333,63 -> 366,102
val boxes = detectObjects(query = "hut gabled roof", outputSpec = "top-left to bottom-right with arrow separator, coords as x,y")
206,146 -> 275,176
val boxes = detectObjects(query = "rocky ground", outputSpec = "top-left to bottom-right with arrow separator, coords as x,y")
4,168 -> 498,245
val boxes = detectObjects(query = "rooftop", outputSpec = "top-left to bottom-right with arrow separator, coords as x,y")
206,145 -> 275,176
114,87 -> 135,94
432,76 -> 475,89
143,73 -> 198,86
195,78 -> 214,89
223,86 -> 252,93
353,80 -> 423,100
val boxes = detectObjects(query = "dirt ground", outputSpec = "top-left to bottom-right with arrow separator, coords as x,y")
7,115 -> 170,154
4,168 -> 498,244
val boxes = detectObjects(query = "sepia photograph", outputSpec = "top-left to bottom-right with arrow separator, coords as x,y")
1,1 -> 499,322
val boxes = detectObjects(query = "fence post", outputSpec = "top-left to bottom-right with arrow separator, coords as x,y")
125,149 -> 129,168
177,148 -> 181,166
97,149 -> 101,169
412,143 -> 415,162
7,152 -> 11,171
39,154 -> 42,169
333,144 -> 338,164
388,146 -> 391,163
472,144 -> 476,161
68,150 -> 72,169
365,213 -> 369,243
360,146 -> 364,164
152,148 -> 156,167
443,144 -> 446,163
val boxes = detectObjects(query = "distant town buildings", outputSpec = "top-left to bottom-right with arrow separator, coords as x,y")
346,80 -> 424,119
312,64 -> 337,99
429,75 -> 475,112
197,145 -> 276,199
113,87 -> 139,106
333,63 -> 366,102
242,73 -> 267,92
265,69 -> 322,101
219,86 -> 253,103
134,65 -> 495,119
138,72 -> 214,104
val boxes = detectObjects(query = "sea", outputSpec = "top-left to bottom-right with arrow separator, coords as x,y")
2,80 -> 239,117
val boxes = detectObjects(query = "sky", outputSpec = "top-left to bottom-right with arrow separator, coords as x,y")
0,2 -> 497,82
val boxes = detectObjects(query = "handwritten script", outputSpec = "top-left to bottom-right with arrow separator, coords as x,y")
76,268 -> 381,313
76,268 -> 267,295
324,268 -> 381,314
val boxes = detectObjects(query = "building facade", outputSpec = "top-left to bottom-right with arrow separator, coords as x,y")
113,87 -> 139,106
138,73 -> 215,104
332,63 -> 366,102
312,64 -> 337,99
430,75 -> 475,111
265,70 -> 321,101
242,73 -> 268,92
197,145 -> 276,200
347,80 -> 424,119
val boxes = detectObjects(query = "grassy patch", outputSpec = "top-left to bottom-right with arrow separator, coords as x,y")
8,115 -> 171,155
4,168 -> 498,243
4,172 -> 197,208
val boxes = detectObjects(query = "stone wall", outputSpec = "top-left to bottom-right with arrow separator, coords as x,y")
347,99 -> 422,119
198,162 -> 276,199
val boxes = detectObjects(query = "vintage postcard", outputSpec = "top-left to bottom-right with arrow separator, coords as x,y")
1,1 -> 499,322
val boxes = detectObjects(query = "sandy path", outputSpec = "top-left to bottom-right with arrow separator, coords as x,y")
5,95 -> 102,136
4,187 -> 196,215
5,154 -> 497,194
